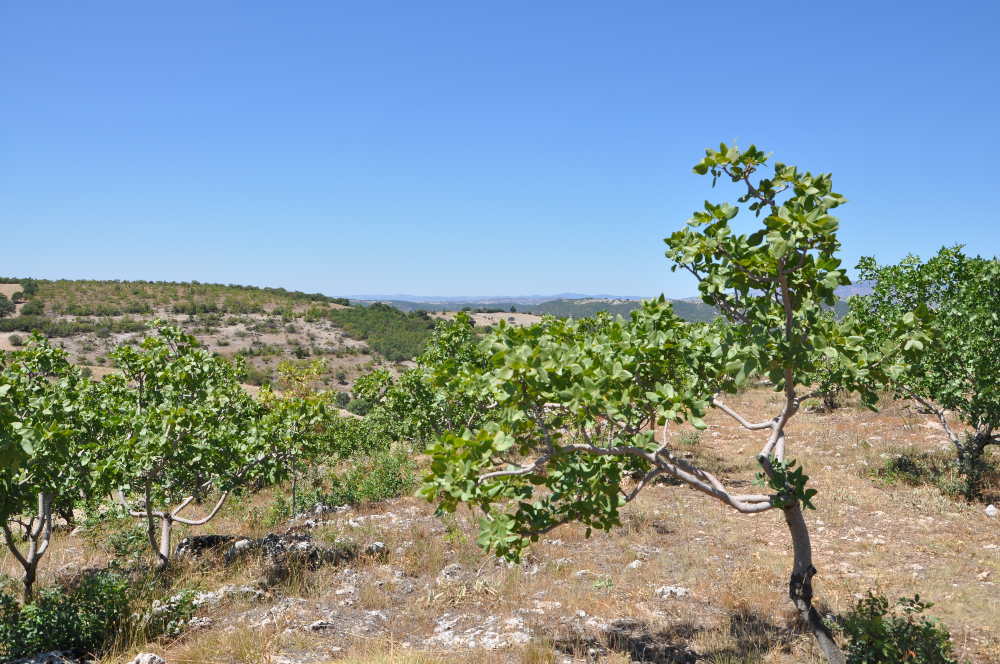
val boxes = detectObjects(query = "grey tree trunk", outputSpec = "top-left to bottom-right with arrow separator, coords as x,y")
1,493 -> 53,603
784,504 -> 845,664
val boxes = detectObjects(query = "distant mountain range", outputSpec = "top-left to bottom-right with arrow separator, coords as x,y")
354,282 -> 871,323
351,282 -> 873,307
347,293 -> 650,305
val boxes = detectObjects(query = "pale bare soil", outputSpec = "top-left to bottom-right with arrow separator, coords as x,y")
0,284 -> 23,300
430,312 -> 543,328
13,306 -> 400,393
2,386 -> 997,663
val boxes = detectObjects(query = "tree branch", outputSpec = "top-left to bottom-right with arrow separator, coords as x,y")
172,491 -> 230,526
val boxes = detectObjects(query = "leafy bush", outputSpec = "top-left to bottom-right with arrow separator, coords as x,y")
293,346 -> 310,359
0,571 -> 131,659
19,300 -> 45,316
0,295 -> 14,319
0,315 -> 147,337
842,592 -> 957,664
345,398 -> 371,416
327,448 -> 415,505
314,302 -> 437,362
10,291 -> 23,303
124,302 -> 152,314
7,334 -> 22,347
678,430 -> 701,447
871,448 -> 1000,502
335,391 -> 351,408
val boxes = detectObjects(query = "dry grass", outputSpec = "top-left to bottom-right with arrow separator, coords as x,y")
2,386 -> 999,663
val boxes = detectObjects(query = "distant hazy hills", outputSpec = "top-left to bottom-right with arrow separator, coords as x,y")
359,282 -> 870,323
348,293 -> 649,305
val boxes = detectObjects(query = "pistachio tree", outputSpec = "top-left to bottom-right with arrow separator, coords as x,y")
104,324 -> 273,571
0,336 -> 102,601
357,315 -> 493,445
423,144 -> 930,663
258,359 -> 329,514
852,247 -> 1000,473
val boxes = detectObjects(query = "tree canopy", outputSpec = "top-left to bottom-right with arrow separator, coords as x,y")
852,246 -> 1000,467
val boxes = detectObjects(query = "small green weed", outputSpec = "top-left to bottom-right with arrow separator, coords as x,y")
840,592 -> 958,664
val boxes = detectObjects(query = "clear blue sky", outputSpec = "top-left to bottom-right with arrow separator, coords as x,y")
2,2 -> 998,299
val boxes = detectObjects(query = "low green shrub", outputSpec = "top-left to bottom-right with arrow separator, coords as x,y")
124,302 -> 152,314
842,592 -> 958,664
19,300 -> 46,316
327,448 -> 415,505
0,571 -> 130,660
7,333 -> 22,347
678,430 -> 701,447
335,391 -> 351,408
871,447 -> 1000,502
345,398 -> 371,416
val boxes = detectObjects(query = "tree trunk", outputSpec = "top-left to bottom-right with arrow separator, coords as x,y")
147,510 -> 173,573
784,503 -> 845,664
156,515 -> 172,572
1,493 -> 53,603
291,456 -> 297,517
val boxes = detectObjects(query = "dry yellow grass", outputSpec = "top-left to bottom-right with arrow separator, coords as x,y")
2,385 -> 998,663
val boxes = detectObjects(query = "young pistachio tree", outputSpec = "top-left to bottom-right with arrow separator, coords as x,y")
423,144 -> 930,664
105,323 -> 274,572
0,336 -> 102,602
258,359 -> 329,515
851,247 -> 1000,477
358,314 -> 493,446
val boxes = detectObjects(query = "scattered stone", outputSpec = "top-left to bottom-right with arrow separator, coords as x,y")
130,655 -> 165,664
655,585 -> 690,598
627,560 -> 643,569
553,558 -> 572,566
306,620 -> 338,631
175,535 -> 236,558
986,505 -> 999,518
8,653 -> 78,664
436,563 -> 469,586
224,538 -> 255,561
978,571 -> 991,581
365,541 -> 388,558
424,613 -> 530,650
575,569 -> 591,578
192,584 -> 264,607
532,600 -> 562,614
223,533 -> 355,572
